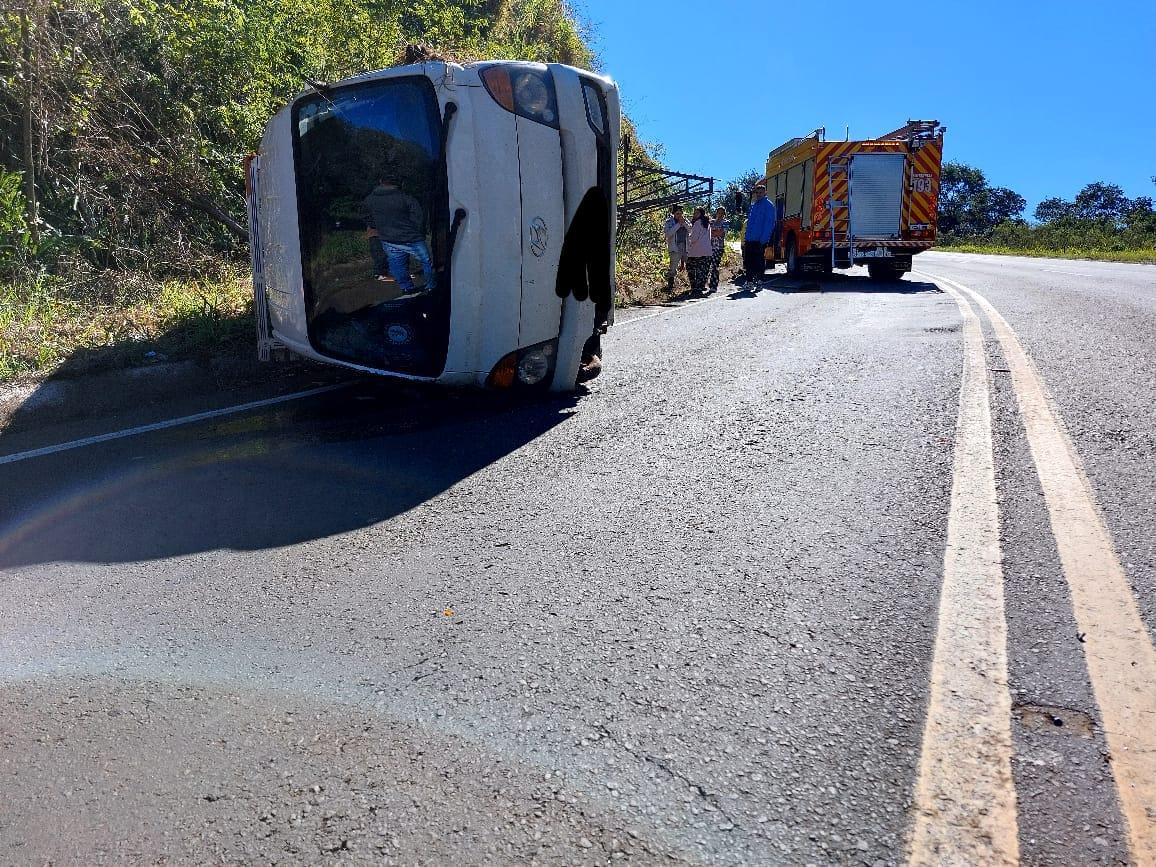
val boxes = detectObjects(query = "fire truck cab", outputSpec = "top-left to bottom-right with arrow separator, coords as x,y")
761,120 -> 945,280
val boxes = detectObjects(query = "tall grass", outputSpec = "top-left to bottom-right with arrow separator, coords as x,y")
936,244 -> 1156,265
0,268 -> 253,382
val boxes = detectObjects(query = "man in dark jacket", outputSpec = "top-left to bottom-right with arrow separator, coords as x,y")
363,178 -> 435,293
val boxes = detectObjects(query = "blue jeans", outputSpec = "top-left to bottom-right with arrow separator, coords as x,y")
381,240 -> 435,292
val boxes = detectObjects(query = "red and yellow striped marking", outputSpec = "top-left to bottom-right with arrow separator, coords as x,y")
772,136 -> 943,245
909,139 -> 943,232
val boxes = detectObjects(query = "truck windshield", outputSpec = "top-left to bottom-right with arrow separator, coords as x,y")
292,76 -> 449,376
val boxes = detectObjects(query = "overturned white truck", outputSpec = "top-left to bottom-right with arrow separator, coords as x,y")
246,60 -> 620,390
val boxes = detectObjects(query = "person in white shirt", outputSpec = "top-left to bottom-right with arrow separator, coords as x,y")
662,204 -> 688,290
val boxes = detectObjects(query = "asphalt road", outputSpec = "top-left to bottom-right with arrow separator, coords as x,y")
1,252 -> 1153,865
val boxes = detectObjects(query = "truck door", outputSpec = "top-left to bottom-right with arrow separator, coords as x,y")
515,117 -> 566,349
850,153 -> 905,239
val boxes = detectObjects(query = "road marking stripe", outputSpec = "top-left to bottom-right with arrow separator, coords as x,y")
614,289 -> 741,328
920,270 -> 1156,864
614,305 -> 701,327
0,384 -> 349,467
1037,268 -> 1103,279
2,297 -> 721,467
908,284 -> 1020,865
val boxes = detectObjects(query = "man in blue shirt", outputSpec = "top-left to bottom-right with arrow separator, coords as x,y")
743,183 -> 776,285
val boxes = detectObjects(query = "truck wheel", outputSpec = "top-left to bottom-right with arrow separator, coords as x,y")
867,262 -> 898,281
786,236 -> 801,276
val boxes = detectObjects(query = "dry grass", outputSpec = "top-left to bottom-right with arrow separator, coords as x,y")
0,267 -> 254,383
615,213 -> 738,306
936,244 -> 1156,265
1,225 -> 737,385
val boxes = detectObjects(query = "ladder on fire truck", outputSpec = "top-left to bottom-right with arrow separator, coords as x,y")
828,158 -> 853,270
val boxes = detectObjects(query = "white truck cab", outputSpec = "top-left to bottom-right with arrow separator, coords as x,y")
246,60 -> 620,391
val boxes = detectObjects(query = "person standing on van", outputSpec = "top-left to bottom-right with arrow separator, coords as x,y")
363,176 -> 436,294
743,183 -> 775,285
686,207 -> 713,294
708,205 -> 728,292
663,204 -> 688,291
365,224 -> 389,280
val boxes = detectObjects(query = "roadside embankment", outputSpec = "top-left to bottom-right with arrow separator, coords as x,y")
0,352 -> 344,435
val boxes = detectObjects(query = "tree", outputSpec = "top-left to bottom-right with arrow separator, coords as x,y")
720,168 -> 764,218
983,187 -> 1027,228
1034,183 -> 1149,231
1123,196 -> 1156,236
0,0 -> 594,276
937,162 -> 988,236
1073,182 -> 1131,227
1034,197 -> 1074,223
937,162 -> 1024,237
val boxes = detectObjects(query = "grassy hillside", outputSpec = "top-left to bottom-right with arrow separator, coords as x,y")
1,0 -> 609,381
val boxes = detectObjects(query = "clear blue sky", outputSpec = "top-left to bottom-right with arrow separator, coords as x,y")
575,0 -> 1156,215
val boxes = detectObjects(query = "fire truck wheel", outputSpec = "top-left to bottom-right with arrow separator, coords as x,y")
786,236 -> 801,276
867,262 -> 898,281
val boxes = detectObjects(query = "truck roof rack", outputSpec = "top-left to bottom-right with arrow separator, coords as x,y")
768,127 -> 824,162
877,120 -> 944,142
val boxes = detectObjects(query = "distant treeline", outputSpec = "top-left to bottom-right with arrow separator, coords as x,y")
1,0 -> 593,278
938,162 -> 1156,253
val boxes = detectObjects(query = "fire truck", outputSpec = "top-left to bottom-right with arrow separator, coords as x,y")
761,120 -> 945,280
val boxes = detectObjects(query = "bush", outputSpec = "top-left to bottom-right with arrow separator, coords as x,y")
616,213 -> 669,305
0,169 -> 30,272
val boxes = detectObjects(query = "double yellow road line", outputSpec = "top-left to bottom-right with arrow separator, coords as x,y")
908,271 -> 1156,866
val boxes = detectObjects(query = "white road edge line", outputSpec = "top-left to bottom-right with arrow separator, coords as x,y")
0,384 -> 350,467
4,293 -> 726,467
907,282 -> 1019,865
918,270 -> 1156,864
615,292 -> 730,328
1038,268 -> 1103,279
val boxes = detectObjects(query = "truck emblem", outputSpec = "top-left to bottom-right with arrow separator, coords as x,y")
529,217 -> 549,257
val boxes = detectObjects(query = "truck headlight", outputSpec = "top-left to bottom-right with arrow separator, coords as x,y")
487,339 -> 558,389
516,345 -> 554,386
480,65 -> 559,128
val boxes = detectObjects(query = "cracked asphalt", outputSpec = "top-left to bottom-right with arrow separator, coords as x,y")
1,252 -> 1153,865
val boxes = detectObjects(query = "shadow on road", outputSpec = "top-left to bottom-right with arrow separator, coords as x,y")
0,382 -> 580,568
727,273 -> 941,299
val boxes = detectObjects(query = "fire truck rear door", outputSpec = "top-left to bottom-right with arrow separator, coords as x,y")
850,153 -> 905,238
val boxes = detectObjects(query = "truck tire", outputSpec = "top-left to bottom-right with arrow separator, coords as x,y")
786,236 -> 802,277
867,262 -> 898,281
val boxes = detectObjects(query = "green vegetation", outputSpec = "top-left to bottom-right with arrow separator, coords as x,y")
937,164 -> 1155,263
0,0 -> 597,382
615,210 -> 737,306
935,244 -> 1156,265
719,161 -> 1156,266
1,266 -> 252,381
615,214 -> 669,305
